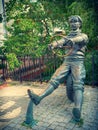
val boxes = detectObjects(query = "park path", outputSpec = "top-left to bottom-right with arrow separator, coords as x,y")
0,81 -> 98,130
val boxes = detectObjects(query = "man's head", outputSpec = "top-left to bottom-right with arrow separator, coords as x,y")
68,15 -> 82,30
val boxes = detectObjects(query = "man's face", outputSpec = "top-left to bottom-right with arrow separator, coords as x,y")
69,17 -> 81,31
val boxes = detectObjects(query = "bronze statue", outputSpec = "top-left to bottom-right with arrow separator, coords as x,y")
27,15 -> 88,122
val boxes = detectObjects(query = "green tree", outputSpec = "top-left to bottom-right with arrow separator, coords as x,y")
3,0 -> 68,69
1,0 -> 98,74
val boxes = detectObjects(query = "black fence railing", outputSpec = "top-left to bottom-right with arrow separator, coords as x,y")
0,54 -> 62,82
0,54 -> 98,86
91,53 -> 98,86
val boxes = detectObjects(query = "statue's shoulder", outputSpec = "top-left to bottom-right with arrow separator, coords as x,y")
81,33 -> 88,36
81,33 -> 89,42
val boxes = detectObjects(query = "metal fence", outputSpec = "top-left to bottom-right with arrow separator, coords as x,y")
91,53 -> 98,86
0,54 -> 62,82
0,54 -> 98,86
84,53 -> 98,86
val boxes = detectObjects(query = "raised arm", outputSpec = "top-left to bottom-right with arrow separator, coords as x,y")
51,38 -> 66,48
70,34 -> 88,45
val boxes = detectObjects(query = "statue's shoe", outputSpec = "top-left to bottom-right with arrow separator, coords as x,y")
72,108 -> 81,122
27,89 -> 40,105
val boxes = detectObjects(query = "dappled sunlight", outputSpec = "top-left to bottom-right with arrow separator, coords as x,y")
0,107 -> 21,119
0,101 -> 15,111
0,86 -> 30,97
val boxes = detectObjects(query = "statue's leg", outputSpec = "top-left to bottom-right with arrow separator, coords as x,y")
66,73 -> 74,102
71,61 -> 86,121
27,63 -> 70,105
27,85 -> 55,105
72,90 -> 83,121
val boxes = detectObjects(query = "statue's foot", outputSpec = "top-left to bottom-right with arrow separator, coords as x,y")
27,89 -> 40,105
72,108 -> 81,122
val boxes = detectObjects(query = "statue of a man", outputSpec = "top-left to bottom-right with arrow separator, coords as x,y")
27,15 -> 88,122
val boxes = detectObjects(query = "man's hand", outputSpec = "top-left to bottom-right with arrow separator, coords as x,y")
51,41 -> 58,48
48,44 -> 54,50
63,38 -> 73,47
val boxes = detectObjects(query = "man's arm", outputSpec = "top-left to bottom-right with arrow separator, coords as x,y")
51,38 -> 65,48
51,38 -> 74,48
70,34 -> 88,44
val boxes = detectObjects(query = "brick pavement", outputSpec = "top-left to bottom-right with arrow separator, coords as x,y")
0,82 -> 98,130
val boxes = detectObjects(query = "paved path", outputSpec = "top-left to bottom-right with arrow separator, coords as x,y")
0,82 -> 98,130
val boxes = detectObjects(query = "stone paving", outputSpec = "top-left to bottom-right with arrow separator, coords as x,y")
0,82 -> 98,130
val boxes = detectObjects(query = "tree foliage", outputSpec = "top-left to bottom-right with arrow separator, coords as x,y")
1,0 -> 98,70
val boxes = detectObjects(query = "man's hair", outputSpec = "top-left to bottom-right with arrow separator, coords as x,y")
68,15 -> 82,28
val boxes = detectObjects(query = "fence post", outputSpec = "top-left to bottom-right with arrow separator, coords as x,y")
2,57 -> 5,80
39,57 -> 42,83
92,54 -> 95,87
19,66 -> 22,83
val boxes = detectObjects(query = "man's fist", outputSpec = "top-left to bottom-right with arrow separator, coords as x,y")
48,44 -> 54,50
